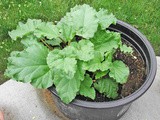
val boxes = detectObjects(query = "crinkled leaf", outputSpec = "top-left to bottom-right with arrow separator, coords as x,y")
54,74 -> 80,104
45,38 -> 62,46
90,30 -> 121,54
95,70 -> 109,79
47,47 -> 76,67
53,61 -> 84,103
34,22 -> 59,39
54,58 -> 77,79
70,4 -> 98,38
21,35 -> 60,48
5,43 -> 54,88
9,19 -> 43,40
21,35 -> 40,47
101,60 -> 112,71
47,49 -> 61,68
120,44 -> 133,54
79,74 -> 95,99
83,51 -> 111,72
57,22 -> 76,42
76,61 -> 85,81
71,40 -> 94,61
109,60 -> 129,84
104,50 -> 115,62
58,4 -> 98,39
83,51 -> 103,72
47,49 -> 77,78
94,78 -> 118,99
96,8 -> 117,30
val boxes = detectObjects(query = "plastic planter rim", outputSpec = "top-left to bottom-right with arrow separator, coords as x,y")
49,20 -> 157,109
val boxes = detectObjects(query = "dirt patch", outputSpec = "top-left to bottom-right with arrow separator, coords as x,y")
0,71 -> 8,85
115,40 -> 146,97
116,42 -> 146,97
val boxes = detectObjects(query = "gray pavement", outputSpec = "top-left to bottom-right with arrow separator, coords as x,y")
0,57 -> 160,120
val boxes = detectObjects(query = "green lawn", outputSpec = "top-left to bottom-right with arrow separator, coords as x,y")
0,0 -> 160,84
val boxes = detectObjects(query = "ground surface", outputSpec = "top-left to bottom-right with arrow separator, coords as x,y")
0,57 -> 159,120
0,0 -> 160,83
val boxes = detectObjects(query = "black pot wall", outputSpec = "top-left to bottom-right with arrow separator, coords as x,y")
51,92 -> 131,120
49,20 -> 157,120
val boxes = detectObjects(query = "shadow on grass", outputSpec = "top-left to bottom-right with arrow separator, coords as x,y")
0,71 -> 8,85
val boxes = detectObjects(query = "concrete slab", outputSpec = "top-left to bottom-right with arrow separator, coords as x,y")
0,57 -> 160,120
0,81 -> 61,120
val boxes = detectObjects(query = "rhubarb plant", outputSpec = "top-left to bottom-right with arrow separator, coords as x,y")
5,4 -> 133,104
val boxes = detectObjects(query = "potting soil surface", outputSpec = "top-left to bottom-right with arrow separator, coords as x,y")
0,57 -> 160,120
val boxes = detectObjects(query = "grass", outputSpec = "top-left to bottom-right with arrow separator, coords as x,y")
0,0 -> 160,84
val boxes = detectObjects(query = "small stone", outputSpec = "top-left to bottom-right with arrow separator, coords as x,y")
32,116 -> 36,119
133,56 -> 137,59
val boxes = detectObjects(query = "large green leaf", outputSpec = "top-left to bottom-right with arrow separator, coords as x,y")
95,70 -> 109,79
104,50 -> 115,62
96,8 -> 117,30
57,22 -> 76,42
9,19 -> 61,47
47,47 -> 76,67
34,22 -> 59,39
76,61 -> 85,81
83,51 -> 103,72
9,19 -> 43,40
47,49 -> 77,79
83,51 -> 111,72
90,30 -> 121,54
53,61 -> 85,104
47,40 -> 92,79
45,38 -> 62,46
5,43 -> 54,88
21,35 -> 60,49
54,74 -> 80,104
70,40 -> 94,61
58,4 -> 98,39
79,74 -> 95,99
94,78 -> 118,99
109,60 -> 129,84
54,57 -> 77,78
20,35 -> 40,47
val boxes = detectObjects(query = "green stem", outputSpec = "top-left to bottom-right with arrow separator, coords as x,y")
92,73 -> 95,79
68,41 -> 71,45
41,39 -> 53,50
58,37 -> 65,42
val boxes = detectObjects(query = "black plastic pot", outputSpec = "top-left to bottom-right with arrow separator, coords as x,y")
49,20 -> 157,120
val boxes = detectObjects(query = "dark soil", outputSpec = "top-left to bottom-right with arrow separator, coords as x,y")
76,40 -> 146,102
115,40 -> 146,97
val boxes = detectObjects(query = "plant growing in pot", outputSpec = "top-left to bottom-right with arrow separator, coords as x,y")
5,4 -> 156,120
